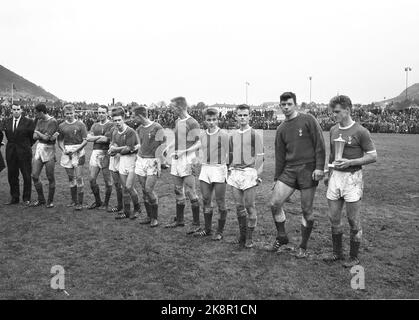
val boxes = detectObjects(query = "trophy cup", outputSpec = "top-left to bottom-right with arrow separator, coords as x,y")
328,134 -> 346,168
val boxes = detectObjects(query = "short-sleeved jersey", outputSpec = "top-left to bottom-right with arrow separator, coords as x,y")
90,120 -> 114,150
229,127 -> 263,169
58,120 -> 87,145
329,122 -> 376,172
200,128 -> 229,165
136,122 -> 165,158
126,118 -> 141,130
35,116 -> 58,145
174,116 -> 200,153
111,126 -> 138,153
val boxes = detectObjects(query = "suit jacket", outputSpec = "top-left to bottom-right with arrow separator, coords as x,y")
0,130 -> 5,172
2,116 -> 35,160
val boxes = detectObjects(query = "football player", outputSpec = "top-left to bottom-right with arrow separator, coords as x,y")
86,105 -> 114,210
269,92 -> 326,258
31,103 -> 59,208
109,107 -> 141,220
132,105 -> 166,227
227,104 -> 264,248
194,107 -> 229,240
164,97 -> 202,234
324,95 -> 377,268
57,104 -> 88,211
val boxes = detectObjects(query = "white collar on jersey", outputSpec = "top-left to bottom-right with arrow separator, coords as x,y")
142,121 -> 154,128
339,121 -> 356,130
99,120 -> 110,125
238,127 -> 252,134
178,116 -> 191,121
206,128 -> 220,136
118,126 -> 128,134
65,119 -> 77,125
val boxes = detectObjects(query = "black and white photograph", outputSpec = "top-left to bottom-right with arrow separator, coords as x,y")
0,0 -> 418,305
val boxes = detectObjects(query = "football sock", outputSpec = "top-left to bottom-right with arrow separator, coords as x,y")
151,203 -> 158,220
47,186 -> 55,204
104,185 -> 112,207
332,232 -> 343,257
299,220 -> 314,250
191,199 -> 200,226
176,203 -> 185,224
70,186 -> 77,204
34,181 -> 45,203
217,209 -> 227,234
204,208 -> 213,233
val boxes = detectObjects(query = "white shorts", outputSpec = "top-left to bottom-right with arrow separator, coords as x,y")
227,167 -> 258,191
89,149 -> 110,169
170,152 -> 196,178
135,156 -> 161,177
34,143 -> 56,163
327,170 -> 363,202
60,145 -> 86,169
199,164 -> 227,184
118,154 -> 136,175
109,154 -> 120,172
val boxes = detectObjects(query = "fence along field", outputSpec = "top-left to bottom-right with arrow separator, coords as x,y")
0,131 -> 418,299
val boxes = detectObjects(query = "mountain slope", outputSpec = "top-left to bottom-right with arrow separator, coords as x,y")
381,83 -> 419,104
0,65 -> 58,101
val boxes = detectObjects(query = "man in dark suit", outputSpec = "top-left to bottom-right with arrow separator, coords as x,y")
1,104 -> 35,205
0,129 -> 5,173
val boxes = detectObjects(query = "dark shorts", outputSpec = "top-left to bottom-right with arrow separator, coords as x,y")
278,162 -> 318,190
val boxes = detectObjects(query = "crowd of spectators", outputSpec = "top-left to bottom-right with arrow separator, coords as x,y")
1,103 -> 418,133
308,107 -> 419,134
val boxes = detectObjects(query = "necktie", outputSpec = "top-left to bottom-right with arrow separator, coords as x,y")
13,119 -> 17,132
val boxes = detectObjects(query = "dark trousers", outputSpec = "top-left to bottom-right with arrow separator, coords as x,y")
6,150 -> 32,202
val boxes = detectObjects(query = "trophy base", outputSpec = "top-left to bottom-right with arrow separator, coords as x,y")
328,163 -> 335,168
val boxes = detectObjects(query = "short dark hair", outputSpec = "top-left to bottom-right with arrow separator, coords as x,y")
111,107 -> 125,118
63,104 -> 75,112
236,104 -> 251,112
280,92 -> 297,105
133,105 -> 147,118
35,103 -> 47,114
171,96 -> 187,108
98,105 -> 109,112
203,107 -> 218,117
329,95 -> 352,111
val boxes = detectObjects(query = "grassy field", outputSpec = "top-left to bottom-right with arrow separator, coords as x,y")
0,131 -> 418,299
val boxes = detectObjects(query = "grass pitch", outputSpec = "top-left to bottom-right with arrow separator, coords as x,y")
0,131 -> 418,299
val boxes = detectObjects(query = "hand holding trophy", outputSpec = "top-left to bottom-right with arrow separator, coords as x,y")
328,134 -> 346,168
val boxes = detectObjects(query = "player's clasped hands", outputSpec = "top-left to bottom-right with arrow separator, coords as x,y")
312,169 -> 325,181
333,159 -> 352,170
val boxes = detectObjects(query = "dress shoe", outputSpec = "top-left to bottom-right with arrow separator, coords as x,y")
4,199 -> 19,205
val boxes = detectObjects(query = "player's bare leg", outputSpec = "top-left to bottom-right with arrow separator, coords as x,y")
110,171 -> 123,215
324,199 -> 345,263
244,187 -> 257,248
88,165 -> 102,209
74,165 -> 85,211
137,175 -> 151,224
269,181 -> 295,252
119,172 -> 140,220
101,167 -> 113,211
295,186 -> 316,258
195,180 -> 214,237
45,160 -> 56,208
184,175 -> 201,235
212,183 -> 227,240
31,159 -> 46,206
232,187 -> 247,247
145,175 -> 159,227
165,175 -> 186,228
343,200 -> 362,268
65,168 -> 77,207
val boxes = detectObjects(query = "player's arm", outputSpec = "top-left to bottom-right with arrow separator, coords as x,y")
86,132 -> 102,142
274,129 -> 285,181
254,131 -> 264,175
120,130 -> 138,155
73,123 -> 88,153
57,128 -> 66,153
335,129 -> 377,169
309,115 -> 326,181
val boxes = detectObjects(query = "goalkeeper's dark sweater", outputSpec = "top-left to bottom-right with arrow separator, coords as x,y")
274,113 -> 326,181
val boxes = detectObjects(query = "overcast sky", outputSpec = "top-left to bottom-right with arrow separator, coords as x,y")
1,0 -> 418,105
